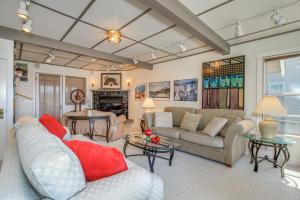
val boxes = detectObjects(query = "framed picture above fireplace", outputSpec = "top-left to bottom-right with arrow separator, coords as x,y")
101,73 -> 122,90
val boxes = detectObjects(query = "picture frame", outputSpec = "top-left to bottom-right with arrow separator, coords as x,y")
149,81 -> 171,100
15,62 -> 29,85
135,83 -> 147,101
101,73 -> 122,90
174,78 -> 198,101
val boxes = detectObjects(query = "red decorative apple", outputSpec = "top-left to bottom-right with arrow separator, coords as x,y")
151,136 -> 160,144
144,129 -> 152,137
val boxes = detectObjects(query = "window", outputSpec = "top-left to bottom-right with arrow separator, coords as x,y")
264,53 -> 300,135
65,76 -> 86,105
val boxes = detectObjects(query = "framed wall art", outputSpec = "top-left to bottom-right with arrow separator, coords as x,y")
135,84 -> 146,101
15,62 -> 29,85
174,78 -> 198,101
101,73 -> 122,90
202,55 -> 245,110
149,81 -> 171,100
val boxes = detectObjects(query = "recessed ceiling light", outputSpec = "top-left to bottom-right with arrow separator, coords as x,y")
22,19 -> 32,33
91,58 -> 96,62
107,30 -> 121,43
17,0 -> 30,20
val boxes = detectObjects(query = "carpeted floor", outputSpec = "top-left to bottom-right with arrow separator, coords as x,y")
94,137 -> 300,200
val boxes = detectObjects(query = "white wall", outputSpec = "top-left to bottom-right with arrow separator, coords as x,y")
15,61 -> 128,120
128,30 -> 300,165
0,38 -> 14,160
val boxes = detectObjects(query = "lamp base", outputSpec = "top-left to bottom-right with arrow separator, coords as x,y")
259,119 -> 278,139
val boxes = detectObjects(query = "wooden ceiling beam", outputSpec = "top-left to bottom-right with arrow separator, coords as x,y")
0,26 -> 153,70
139,0 -> 230,55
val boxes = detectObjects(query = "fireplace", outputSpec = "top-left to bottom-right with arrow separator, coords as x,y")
92,90 -> 129,118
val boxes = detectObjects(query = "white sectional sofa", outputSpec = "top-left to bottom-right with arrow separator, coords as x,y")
0,117 -> 163,200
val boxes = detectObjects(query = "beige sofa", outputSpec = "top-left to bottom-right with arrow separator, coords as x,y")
143,107 -> 255,167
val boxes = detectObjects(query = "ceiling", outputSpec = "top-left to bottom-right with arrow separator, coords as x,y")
1,0 -> 300,71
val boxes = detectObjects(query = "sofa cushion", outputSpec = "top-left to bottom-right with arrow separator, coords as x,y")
154,112 -> 173,128
196,109 -> 244,130
153,127 -> 184,139
64,140 -> 128,182
202,117 -> 228,137
219,116 -> 242,137
180,112 -> 202,132
39,114 -> 66,140
165,107 -> 197,126
180,131 -> 224,148
16,121 -> 86,200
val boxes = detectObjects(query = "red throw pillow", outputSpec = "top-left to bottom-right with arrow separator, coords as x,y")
64,140 -> 128,181
39,114 -> 66,140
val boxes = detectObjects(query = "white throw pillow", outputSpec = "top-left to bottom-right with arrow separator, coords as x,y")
154,112 -> 173,128
202,117 -> 228,137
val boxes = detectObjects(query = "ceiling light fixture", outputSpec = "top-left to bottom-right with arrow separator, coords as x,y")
236,21 -> 244,37
133,57 -> 138,64
22,19 -> 32,33
179,40 -> 187,52
91,58 -> 96,62
17,0 -> 30,20
151,50 -> 157,59
271,9 -> 288,26
107,30 -> 121,43
45,51 -> 55,63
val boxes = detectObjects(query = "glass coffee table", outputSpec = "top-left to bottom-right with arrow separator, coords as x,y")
244,133 -> 296,177
123,134 -> 177,173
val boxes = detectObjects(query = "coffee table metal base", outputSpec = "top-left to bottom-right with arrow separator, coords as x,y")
123,141 -> 175,173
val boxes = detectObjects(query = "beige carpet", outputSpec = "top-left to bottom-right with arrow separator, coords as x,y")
93,136 -> 300,200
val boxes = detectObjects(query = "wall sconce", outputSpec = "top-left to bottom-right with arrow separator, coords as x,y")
126,79 -> 131,87
91,80 -> 95,88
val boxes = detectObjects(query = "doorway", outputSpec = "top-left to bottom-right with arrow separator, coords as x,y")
36,73 -> 62,121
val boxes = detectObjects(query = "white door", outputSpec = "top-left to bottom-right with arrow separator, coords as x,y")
0,58 -> 7,160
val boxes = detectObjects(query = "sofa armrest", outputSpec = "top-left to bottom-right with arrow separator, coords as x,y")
224,119 -> 255,166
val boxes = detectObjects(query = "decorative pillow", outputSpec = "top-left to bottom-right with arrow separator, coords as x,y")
154,112 -> 173,128
180,112 -> 202,132
202,117 -> 228,137
39,114 -> 66,140
16,124 -> 86,200
219,116 -> 241,137
64,140 -> 128,181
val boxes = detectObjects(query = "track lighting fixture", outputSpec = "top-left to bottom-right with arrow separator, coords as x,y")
271,9 -> 288,26
151,50 -> 157,59
133,57 -> 138,64
22,19 -> 32,33
45,51 -> 55,63
236,21 -> 244,37
179,41 -> 187,52
17,0 -> 30,20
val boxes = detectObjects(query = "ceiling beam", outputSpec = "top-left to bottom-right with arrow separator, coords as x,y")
0,26 -> 153,70
139,0 -> 230,55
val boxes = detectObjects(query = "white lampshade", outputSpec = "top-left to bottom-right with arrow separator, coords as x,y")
142,98 -> 155,109
254,96 -> 287,116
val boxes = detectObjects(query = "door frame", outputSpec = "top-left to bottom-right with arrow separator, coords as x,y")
35,73 -> 63,120
0,58 -> 7,160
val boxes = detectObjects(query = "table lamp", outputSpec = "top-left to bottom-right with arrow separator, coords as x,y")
254,96 -> 287,138
142,98 -> 155,112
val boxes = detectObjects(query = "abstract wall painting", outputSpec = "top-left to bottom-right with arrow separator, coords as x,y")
202,56 -> 245,110
149,81 -> 171,100
174,78 -> 198,101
